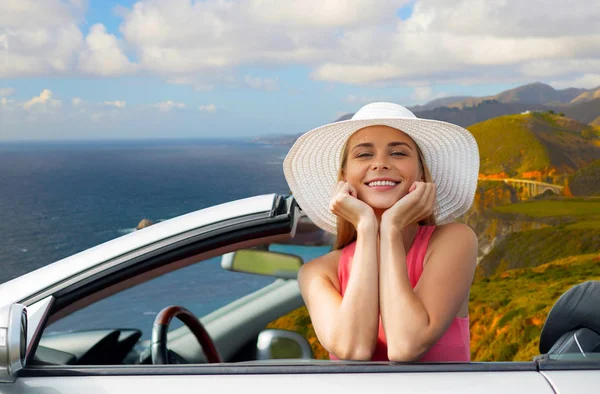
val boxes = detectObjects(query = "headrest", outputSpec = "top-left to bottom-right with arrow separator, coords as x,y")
539,280 -> 600,354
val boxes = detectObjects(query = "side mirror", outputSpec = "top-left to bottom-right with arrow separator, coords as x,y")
221,249 -> 303,279
256,329 -> 313,360
0,304 -> 27,383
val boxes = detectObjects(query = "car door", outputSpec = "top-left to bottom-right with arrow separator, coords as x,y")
5,361 -> 556,394
0,194 -> 559,394
538,354 -> 600,394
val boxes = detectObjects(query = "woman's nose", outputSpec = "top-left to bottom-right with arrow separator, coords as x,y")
371,160 -> 390,170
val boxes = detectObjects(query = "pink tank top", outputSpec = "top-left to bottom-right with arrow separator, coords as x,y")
330,225 -> 471,362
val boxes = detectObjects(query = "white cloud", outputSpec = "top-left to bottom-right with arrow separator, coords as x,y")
0,87 -> 15,97
153,100 -> 186,112
0,97 -> 16,111
78,24 -> 136,76
551,73 -> 600,89
0,1 -> 135,77
410,86 -> 446,102
244,76 -> 279,91
72,97 -> 82,107
199,104 -> 217,112
411,87 -> 433,102
311,0 -> 600,86
313,63 -> 405,85
104,100 -> 126,108
117,0 -> 362,76
344,95 -> 388,104
0,0 -> 85,77
247,0 -> 406,27
0,0 -> 86,29
23,89 -> 62,111
1,0 -> 599,90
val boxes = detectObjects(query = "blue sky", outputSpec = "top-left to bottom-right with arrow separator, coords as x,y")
1,0 -> 599,141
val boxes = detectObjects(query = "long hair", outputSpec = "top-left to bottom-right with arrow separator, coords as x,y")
333,137 -> 437,250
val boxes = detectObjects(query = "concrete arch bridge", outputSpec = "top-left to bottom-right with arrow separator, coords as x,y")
482,178 -> 564,197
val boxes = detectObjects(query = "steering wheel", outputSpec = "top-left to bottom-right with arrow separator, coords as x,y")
151,306 -> 222,364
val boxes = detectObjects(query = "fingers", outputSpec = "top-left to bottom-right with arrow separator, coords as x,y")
405,181 -> 436,222
347,183 -> 358,198
408,182 -> 418,193
418,182 -> 436,219
329,181 -> 354,217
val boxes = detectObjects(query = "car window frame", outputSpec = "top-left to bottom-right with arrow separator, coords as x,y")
22,197 -> 299,367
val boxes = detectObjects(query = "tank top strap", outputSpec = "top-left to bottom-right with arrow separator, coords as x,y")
406,225 -> 437,287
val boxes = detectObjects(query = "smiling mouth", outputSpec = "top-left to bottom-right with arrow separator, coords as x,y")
366,180 -> 399,190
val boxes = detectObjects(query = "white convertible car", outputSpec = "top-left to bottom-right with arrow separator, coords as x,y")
0,193 -> 599,393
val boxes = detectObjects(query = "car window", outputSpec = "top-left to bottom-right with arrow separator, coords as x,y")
44,253 -> 276,342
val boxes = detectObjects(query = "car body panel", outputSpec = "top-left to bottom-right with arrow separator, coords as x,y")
0,371 -> 555,394
541,370 -> 600,394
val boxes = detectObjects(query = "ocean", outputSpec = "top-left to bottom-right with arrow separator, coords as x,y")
0,139 -> 324,339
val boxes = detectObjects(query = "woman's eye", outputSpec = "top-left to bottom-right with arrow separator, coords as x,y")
356,152 -> 373,158
391,151 -> 407,156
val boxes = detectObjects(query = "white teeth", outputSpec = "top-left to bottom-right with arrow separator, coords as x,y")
368,180 -> 397,187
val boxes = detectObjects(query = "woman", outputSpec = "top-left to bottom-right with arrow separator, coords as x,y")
283,102 -> 480,362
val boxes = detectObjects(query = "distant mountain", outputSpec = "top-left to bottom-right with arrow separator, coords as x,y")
417,82 -> 595,110
492,82 -> 587,105
252,82 -> 600,146
571,87 -> 600,103
334,87 -> 600,128
468,112 -> 600,176
561,97 -> 600,124
413,101 -> 548,127
409,96 -> 472,111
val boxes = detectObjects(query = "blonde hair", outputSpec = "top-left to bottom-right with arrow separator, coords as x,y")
333,133 -> 437,250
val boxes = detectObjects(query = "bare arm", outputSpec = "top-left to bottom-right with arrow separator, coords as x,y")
379,222 -> 477,362
298,220 -> 380,360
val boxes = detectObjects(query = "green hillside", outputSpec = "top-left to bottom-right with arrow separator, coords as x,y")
476,226 -> 600,279
468,114 -> 549,176
570,159 -> 600,196
471,254 -> 600,361
468,112 -> 600,176
474,198 -> 600,278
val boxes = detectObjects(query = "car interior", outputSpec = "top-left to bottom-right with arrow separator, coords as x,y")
25,216 -> 332,366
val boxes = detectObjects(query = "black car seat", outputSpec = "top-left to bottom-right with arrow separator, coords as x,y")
539,280 -> 600,356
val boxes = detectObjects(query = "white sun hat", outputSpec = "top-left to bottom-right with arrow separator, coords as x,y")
283,102 -> 480,234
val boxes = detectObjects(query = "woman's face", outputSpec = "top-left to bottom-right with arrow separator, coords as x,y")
343,125 -> 423,211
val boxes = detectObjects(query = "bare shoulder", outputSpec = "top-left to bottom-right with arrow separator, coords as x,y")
431,222 -> 477,245
426,222 -> 478,266
298,248 -> 343,292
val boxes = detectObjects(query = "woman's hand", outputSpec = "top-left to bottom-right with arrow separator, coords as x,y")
329,181 -> 376,230
381,181 -> 436,231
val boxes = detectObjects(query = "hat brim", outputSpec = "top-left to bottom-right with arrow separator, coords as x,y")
283,117 -> 480,234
